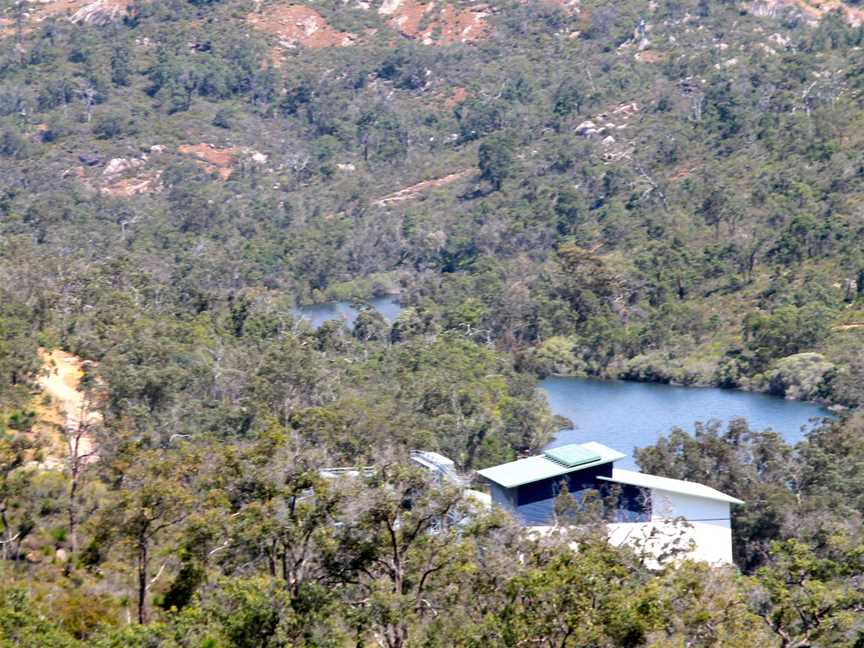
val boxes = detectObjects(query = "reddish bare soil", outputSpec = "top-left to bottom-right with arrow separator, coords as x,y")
0,17 -> 15,40
247,3 -> 356,49
178,143 -> 238,167
373,169 -> 472,206
437,4 -> 489,44
177,143 -> 267,180
635,50 -> 666,63
668,165 -> 693,182
380,0 -> 490,45
178,143 -> 242,180
445,86 -> 467,108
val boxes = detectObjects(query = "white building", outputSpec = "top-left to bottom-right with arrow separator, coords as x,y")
476,442 -> 743,565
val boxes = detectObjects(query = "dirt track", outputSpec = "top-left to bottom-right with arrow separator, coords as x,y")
373,169 -> 472,206
37,349 -> 99,465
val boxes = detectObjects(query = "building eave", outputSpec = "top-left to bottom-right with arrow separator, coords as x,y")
598,469 -> 744,505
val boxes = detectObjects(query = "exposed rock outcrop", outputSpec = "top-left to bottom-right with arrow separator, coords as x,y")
102,172 -> 162,197
102,157 -> 143,177
747,0 -> 864,26
69,0 -> 132,26
98,156 -> 162,197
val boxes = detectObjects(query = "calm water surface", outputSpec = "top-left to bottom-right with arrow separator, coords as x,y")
540,376 -> 832,469
295,299 -> 832,469
293,296 -> 403,329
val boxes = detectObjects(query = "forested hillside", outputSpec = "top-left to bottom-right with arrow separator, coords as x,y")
1,0 -> 864,645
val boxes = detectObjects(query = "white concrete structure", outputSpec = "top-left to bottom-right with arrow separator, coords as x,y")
477,443 -> 743,566
602,469 -> 742,565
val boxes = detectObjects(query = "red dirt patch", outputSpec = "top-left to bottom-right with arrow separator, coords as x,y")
0,17 -> 14,39
247,3 -> 356,49
669,164 -> 693,182
177,143 -> 267,180
635,50 -> 666,63
445,86 -> 467,108
178,143 -> 237,167
436,3 -> 489,43
380,0 -> 490,45
373,169 -> 472,206
178,143 -> 242,180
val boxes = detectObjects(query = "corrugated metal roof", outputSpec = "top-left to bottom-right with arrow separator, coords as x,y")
599,469 -> 744,505
411,451 -> 466,487
477,442 -> 625,489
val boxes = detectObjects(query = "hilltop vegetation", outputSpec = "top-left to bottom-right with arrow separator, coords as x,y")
1,0 -> 863,403
1,0 -> 864,644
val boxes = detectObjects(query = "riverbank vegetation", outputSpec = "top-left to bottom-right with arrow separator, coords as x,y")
1,0 -> 864,643
0,0 -> 862,405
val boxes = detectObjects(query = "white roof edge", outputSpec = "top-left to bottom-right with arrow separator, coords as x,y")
599,469 -> 744,505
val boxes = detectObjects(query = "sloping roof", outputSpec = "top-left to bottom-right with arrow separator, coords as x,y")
410,451 -> 466,487
477,442 -> 625,489
599,469 -> 744,505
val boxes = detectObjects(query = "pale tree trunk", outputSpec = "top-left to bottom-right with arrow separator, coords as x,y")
64,403 -> 96,575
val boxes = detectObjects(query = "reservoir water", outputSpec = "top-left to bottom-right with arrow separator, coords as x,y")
293,296 -> 403,329
294,299 -> 832,469
540,375 -> 832,469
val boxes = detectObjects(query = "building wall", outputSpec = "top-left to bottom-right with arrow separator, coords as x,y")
487,464 -> 623,526
524,488 -> 736,565
529,520 -> 735,565
607,520 -> 734,565
489,483 -> 516,514
649,488 -> 731,524
637,488 -> 734,564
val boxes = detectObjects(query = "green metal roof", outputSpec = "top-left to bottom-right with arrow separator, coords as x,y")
544,445 -> 601,468
477,442 -> 626,489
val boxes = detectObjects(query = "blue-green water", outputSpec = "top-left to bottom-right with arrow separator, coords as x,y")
293,299 -> 832,469
540,376 -> 832,469
293,296 -> 403,329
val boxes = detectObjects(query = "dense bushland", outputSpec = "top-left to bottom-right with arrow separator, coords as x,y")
1,0 -> 864,644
